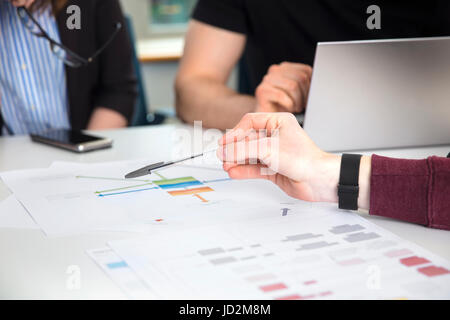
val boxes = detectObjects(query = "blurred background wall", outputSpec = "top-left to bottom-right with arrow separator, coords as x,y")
119,0 -> 238,119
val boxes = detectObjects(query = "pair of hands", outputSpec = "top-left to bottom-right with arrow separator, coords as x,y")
10,0 -> 35,7
255,62 -> 312,114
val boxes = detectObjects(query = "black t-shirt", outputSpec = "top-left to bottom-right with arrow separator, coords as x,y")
192,0 -> 450,94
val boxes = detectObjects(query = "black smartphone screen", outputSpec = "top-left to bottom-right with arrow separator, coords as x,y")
33,129 -> 102,144
30,129 -> 112,153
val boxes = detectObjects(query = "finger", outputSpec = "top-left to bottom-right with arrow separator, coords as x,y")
277,63 -> 312,111
223,162 -> 239,171
226,164 -> 269,180
263,74 -> 303,112
256,83 -> 296,112
219,113 -> 279,145
219,137 -> 275,166
278,62 -> 313,78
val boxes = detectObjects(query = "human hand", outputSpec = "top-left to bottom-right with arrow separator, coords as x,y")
255,62 -> 312,114
10,0 -> 36,8
217,113 -> 341,203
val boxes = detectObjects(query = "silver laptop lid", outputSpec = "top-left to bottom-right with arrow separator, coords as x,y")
304,37 -> 450,152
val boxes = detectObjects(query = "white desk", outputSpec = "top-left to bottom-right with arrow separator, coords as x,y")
0,124 -> 449,299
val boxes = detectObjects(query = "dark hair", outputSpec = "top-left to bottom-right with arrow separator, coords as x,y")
30,0 -> 68,14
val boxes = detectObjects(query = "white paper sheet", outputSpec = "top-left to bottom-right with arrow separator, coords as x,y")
87,247 -> 155,299
0,195 -> 39,230
0,160 -> 299,236
108,204 -> 450,300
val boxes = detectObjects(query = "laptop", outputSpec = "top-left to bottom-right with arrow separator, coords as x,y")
303,37 -> 450,152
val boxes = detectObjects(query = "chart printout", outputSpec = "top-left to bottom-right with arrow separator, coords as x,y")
0,161 -> 298,236
108,205 -> 450,300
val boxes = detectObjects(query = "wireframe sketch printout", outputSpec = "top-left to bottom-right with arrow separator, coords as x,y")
108,205 -> 450,300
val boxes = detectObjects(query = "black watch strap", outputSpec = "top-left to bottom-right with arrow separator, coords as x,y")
338,154 -> 362,210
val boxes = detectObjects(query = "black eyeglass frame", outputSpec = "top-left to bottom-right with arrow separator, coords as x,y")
16,6 -> 122,68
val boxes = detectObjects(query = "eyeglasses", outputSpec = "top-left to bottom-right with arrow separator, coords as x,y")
16,6 -> 122,68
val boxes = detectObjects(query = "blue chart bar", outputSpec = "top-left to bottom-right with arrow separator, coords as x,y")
202,178 -> 232,184
107,261 -> 128,269
158,180 -> 203,190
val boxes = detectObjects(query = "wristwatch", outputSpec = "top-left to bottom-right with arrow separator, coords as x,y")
338,154 -> 362,210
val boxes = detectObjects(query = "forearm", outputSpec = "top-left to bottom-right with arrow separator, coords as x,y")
176,76 -> 256,130
318,154 -> 450,230
313,154 -> 371,210
369,155 -> 450,230
87,107 -> 128,130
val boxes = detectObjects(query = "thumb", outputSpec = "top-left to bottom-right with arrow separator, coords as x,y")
227,164 -> 277,180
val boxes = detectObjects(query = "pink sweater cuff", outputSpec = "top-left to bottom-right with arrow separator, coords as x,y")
369,154 -> 450,230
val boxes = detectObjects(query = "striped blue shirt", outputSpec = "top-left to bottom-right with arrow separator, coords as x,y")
0,1 -> 70,135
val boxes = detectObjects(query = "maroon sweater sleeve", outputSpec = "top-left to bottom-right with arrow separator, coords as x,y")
369,155 -> 450,230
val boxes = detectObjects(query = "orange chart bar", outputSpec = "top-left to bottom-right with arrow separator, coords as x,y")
194,194 -> 209,203
168,187 -> 214,197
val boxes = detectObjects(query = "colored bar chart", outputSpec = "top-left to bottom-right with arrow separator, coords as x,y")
153,177 -> 203,189
153,176 -> 214,203
94,174 -> 217,202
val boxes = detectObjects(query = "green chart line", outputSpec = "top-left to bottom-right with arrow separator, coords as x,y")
95,182 -> 155,194
153,171 -> 167,180
76,175 -> 151,183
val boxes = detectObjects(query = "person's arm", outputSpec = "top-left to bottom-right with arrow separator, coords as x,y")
217,113 -> 450,230
175,20 -> 313,130
175,20 -> 254,129
89,0 -> 137,129
370,155 -> 450,230
87,107 -> 127,130
10,0 -> 34,7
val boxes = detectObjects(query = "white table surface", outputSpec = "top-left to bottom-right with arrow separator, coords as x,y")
0,124 -> 449,299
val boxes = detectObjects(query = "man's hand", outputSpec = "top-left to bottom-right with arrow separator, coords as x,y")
255,62 -> 312,113
10,0 -> 35,7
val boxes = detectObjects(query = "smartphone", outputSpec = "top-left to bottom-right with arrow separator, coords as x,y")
30,129 -> 113,153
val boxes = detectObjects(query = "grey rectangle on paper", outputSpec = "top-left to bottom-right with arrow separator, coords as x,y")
297,241 -> 338,250
241,256 -> 257,261
284,233 -> 322,241
227,247 -> 243,252
344,232 -> 380,243
198,247 -> 225,256
210,257 -> 237,265
329,224 -> 365,234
